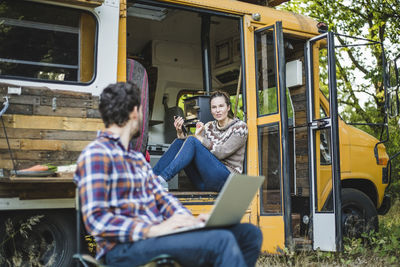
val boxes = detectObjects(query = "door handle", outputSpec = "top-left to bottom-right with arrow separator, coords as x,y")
309,119 -> 330,129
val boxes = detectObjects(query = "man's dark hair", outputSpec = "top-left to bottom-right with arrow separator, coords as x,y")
99,82 -> 141,128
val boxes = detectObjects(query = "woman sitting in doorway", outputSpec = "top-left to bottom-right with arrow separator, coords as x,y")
153,90 -> 248,191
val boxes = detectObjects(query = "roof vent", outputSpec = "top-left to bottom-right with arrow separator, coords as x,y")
127,4 -> 168,21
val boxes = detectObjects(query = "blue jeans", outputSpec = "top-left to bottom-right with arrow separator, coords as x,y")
153,137 -> 231,191
105,223 -> 263,267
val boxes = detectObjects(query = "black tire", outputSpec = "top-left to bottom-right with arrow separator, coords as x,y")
0,210 -> 76,267
341,188 -> 378,238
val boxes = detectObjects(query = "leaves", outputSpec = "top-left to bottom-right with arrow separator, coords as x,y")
257,200 -> 400,265
281,0 -> 398,116
280,0 -> 400,199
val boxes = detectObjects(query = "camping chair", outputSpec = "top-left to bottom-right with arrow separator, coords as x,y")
73,189 -> 180,267
127,59 -> 149,155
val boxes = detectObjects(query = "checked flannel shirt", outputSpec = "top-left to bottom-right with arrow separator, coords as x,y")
74,131 -> 191,259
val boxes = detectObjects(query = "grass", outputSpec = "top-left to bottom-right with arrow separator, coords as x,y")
257,199 -> 400,266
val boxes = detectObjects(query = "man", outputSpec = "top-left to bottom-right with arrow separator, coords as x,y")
74,82 -> 263,267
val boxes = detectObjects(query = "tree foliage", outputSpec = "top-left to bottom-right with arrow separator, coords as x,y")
280,0 -> 400,196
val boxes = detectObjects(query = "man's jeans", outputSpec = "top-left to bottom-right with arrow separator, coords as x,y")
105,223 -> 263,267
153,137 -> 231,191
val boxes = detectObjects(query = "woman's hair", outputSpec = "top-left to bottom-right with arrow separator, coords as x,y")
99,81 -> 141,128
209,90 -> 234,118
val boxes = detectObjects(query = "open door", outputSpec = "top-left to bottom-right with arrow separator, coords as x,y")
244,19 -> 292,252
305,32 -> 343,251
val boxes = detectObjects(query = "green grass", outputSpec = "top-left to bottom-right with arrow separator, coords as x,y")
257,199 -> 400,266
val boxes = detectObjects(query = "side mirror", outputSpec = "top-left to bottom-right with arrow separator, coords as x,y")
388,57 -> 400,88
387,56 -> 400,117
388,91 -> 399,118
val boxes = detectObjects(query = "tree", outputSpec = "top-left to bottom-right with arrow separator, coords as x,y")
280,0 -> 400,196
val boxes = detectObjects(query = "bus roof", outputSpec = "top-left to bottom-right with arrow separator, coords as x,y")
239,0 -> 289,7
165,0 -> 319,36
48,0 -> 319,37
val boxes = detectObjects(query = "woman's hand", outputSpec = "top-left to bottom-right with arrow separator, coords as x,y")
194,122 -> 204,142
174,116 -> 186,139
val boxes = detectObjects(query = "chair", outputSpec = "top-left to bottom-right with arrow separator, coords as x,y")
73,188 -> 104,267
127,59 -> 149,155
73,189 -> 180,267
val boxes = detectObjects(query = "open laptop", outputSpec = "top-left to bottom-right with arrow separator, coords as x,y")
162,173 -> 265,236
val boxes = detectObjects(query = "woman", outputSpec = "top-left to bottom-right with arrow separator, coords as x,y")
153,91 -> 248,191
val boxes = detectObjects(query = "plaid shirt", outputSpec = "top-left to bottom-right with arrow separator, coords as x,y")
74,131 -> 191,259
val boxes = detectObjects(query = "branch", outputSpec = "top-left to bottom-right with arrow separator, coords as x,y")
336,2 -> 368,20
336,60 -> 372,123
351,89 -> 377,98
336,36 -> 369,75
388,5 -> 400,20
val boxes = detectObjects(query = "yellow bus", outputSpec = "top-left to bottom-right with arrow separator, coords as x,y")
0,0 -> 394,266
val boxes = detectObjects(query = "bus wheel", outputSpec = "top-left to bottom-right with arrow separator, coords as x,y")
0,210 -> 76,267
341,188 -> 378,238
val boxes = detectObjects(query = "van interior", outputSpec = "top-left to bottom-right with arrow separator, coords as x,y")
127,2 -> 244,190
127,1 -> 310,237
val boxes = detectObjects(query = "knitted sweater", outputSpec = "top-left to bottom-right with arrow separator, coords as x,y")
201,118 -> 248,174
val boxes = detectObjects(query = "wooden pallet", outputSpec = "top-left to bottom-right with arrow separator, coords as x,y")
0,84 -> 102,172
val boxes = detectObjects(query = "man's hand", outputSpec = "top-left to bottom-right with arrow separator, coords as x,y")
174,116 -> 186,139
194,122 -> 204,142
147,214 -> 202,238
197,213 -> 210,222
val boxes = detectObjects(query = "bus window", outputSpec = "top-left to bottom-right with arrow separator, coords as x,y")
318,43 -> 329,101
320,104 -> 328,118
0,1 -> 96,83
259,123 -> 282,214
230,94 -> 244,120
320,128 -> 332,165
316,128 -> 333,212
255,29 -> 278,116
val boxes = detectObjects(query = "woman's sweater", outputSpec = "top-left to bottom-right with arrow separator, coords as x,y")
201,118 -> 248,174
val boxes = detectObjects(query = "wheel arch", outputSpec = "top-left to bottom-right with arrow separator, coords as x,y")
341,178 -> 378,207
322,178 -> 378,210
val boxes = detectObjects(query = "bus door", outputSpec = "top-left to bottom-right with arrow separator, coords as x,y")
305,32 -> 343,251
244,18 -> 292,252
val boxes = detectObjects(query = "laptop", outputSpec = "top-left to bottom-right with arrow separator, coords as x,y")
163,173 -> 265,236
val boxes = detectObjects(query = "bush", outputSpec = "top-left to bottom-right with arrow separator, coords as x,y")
257,199 -> 400,266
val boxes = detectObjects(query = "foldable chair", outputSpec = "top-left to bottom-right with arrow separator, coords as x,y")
73,189 -> 180,267
127,59 -> 149,155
